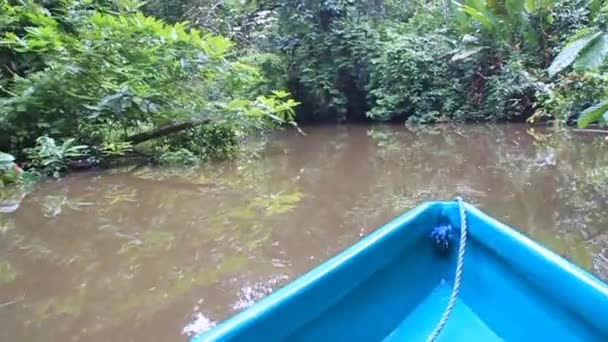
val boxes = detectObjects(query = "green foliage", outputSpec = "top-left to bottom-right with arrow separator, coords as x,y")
1,4 -> 234,148
548,31 -> 606,77
1,0 -> 606,182
573,34 -> 608,70
24,137 -> 88,176
0,0 -> 298,178
366,32 -> 462,122
0,152 -> 18,186
158,124 -> 240,162
551,0 -> 593,42
547,1 -> 608,75
548,0 -> 608,78
128,0 -> 606,127
158,148 -> 198,165
142,0 -> 278,48
99,141 -> 133,158
536,71 -> 608,123
250,91 -> 300,125
578,100 -> 608,128
544,2 -> 608,127
481,59 -> 542,121
453,0 -> 555,51
118,0 -> 608,129
285,14 -> 377,121
268,0 -> 564,124
0,151 -> 37,186
237,52 -> 288,94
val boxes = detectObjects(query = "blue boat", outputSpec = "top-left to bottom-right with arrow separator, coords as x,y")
192,199 -> 608,341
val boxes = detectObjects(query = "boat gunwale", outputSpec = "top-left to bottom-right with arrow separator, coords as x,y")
453,203 -> 608,336
193,201 -> 608,341
462,203 -> 608,296
193,202 -> 440,341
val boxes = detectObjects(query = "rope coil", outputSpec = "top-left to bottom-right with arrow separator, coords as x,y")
426,197 -> 468,342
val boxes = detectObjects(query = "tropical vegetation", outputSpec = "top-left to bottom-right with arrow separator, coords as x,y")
0,0 -> 297,183
1,0 -> 608,184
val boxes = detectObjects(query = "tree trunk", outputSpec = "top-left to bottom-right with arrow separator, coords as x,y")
125,117 -> 211,145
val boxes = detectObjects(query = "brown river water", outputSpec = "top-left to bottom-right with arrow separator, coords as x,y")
0,124 -> 607,342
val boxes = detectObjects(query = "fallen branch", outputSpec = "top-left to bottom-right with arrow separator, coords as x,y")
572,128 -> 608,135
125,117 -> 211,145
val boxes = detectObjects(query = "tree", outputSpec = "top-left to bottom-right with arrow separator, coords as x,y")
0,0 -> 298,170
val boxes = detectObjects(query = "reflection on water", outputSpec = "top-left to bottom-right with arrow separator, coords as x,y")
0,124 -> 607,341
182,310 -> 214,337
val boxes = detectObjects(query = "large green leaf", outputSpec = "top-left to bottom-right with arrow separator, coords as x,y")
459,5 -> 496,32
525,0 -> 537,12
548,32 -> 602,77
506,0 -> 525,19
578,100 -> 608,128
464,0 -> 490,12
524,0 -> 554,14
573,33 -> 608,70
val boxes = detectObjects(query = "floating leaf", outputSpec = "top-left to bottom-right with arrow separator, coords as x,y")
251,191 -> 303,215
0,261 -> 18,285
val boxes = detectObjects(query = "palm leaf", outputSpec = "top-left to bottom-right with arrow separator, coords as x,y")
506,0 -> 525,18
578,100 -> 608,128
463,0 -> 489,12
548,32 -> 602,77
459,5 -> 497,32
573,33 -> 608,71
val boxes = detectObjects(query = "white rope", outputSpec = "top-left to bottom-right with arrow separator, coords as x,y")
426,197 -> 468,342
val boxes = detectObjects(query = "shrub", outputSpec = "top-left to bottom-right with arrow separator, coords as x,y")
158,124 -> 240,162
537,71 -> 608,123
480,59 -> 543,122
0,151 -> 37,186
366,32 -> 464,123
24,137 -> 89,176
0,0 -> 298,170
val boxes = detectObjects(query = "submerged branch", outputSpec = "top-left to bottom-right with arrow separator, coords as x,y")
572,128 -> 608,135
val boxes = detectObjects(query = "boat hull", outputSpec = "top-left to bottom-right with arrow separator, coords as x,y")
192,201 -> 608,341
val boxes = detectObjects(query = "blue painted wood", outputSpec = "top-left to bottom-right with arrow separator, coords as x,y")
191,201 -> 608,342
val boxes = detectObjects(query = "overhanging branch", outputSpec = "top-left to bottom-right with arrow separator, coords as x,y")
125,117 -> 211,145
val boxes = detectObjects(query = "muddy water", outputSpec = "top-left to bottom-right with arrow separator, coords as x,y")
0,124 -> 607,342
